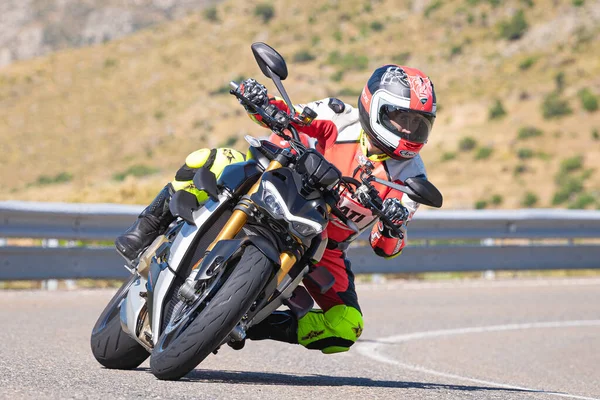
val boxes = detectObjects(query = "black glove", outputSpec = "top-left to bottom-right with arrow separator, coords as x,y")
239,78 -> 268,112
380,198 -> 409,239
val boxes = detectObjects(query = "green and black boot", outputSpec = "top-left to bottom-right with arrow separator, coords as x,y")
115,184 -> 175,262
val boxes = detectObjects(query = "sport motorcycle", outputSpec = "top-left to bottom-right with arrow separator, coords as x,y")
90,42 -> 443,381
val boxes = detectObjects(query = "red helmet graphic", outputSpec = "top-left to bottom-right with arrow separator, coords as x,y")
358,65 -> 436,160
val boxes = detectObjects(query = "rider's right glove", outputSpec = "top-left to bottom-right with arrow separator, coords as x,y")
238,78 -> 269,113
379,198 -> 410,239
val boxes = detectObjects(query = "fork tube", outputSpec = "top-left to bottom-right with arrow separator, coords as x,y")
277,252 -> 297,285
205,160 -> 283,253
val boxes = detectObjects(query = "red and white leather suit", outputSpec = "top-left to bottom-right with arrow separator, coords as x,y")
250,96 -> 427,312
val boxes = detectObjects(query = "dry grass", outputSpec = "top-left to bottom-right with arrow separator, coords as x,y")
1,0 -> 599,209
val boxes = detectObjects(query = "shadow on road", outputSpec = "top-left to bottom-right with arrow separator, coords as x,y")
136,368 -> 538,394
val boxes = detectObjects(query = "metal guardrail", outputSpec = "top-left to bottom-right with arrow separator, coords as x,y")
1,201 -> 600,280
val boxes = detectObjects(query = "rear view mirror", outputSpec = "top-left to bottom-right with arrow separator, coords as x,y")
404,177 -> 443,208
251,42 -> 288,80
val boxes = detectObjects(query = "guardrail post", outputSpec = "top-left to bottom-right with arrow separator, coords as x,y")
42,238 -> 60,291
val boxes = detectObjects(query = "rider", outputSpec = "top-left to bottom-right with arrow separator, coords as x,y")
115,64 -> 437,354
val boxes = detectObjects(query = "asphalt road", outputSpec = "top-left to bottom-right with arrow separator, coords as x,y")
1,278 -> 599,400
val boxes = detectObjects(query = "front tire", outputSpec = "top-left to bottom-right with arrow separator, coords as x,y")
90,275 -> 150,369
150,245 -> 274,380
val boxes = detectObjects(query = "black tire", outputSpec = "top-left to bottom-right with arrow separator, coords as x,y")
150,245 -> 273,380
90,275 -> 150,369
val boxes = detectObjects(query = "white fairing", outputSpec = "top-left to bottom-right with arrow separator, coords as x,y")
122,192 -> 232,348
120,276 -> 147,341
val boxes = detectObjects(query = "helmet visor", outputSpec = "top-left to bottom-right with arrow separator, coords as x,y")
379,105 -> 434,144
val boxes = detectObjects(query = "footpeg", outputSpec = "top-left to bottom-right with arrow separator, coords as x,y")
283,285 -> 314,319
306,266 -> 335,294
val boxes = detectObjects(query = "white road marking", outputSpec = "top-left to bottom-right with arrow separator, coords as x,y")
357,278 -> 600,291
356,320 -> 600,400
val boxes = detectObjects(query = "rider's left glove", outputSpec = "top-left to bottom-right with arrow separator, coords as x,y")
239,78 -> 268,113
380,198 -> 409,239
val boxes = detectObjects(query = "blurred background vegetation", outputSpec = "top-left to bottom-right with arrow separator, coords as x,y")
1,0 -> 599,210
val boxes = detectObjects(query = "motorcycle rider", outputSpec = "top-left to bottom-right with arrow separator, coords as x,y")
115,64 -> 436,355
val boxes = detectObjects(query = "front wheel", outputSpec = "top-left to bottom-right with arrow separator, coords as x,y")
150,245 -> 274,380
90,275 -> 150,369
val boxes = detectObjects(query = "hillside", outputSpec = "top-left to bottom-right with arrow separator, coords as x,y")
1,0 -> 599,210
0,0 -> 218,67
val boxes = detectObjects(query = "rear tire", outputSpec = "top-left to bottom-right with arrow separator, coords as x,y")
90,276 -> 150,369
150,245 -> 273,380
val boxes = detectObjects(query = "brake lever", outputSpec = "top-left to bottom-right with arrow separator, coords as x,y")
371,205 -> 404,238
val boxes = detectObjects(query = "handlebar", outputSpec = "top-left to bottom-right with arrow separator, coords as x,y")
231,79 -> 404,238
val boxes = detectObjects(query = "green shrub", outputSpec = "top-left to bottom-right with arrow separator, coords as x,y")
491,194 -> 504,205
333,30 -> 343,42
488,0 -> 501,6
441,152 -> 457,162
36,172 -> 73,186
393,52 -> 411,64
517,148 -> 534,160
330,70 -> 344,82
293,50 -> 316,63
203,6 -> 218,22
221,136 -> 238,148
254,3 -> 275,23
104,58 -> 117,68
592,129 -> 599,140
336,87 -> 362,97
554,72 -> 565,92
450,44 -> 463,57
568,193 -> 595,209
541,92 -> 572,119
521,192 -> 538,207
327,51 -> 369,71
578,88 -> 598,112
498,10 -> 528,41
113,165 -> 159,181
370,21 -> 385,32
458,136 -> 477,151
559,155 -> 583,174
521,149 -> 538,161
552,178 -> 584,204
572,0 -> 585,6
519,56 -> 537,70
475,146 -> 493,160
475,200 -> 488,209
424,0 -> 443,17
517,126 -> 543,140
521,0 -> 534,7
488,99 -> 507,120
514,164 -> 528,176
154,110 -> 165,120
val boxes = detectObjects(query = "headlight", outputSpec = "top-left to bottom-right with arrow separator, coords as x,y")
261,181 -> 324,236
263,190 -> 284,217
292,221 -> 317,236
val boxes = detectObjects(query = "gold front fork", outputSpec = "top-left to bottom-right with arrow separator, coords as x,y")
204,159 -> 283,254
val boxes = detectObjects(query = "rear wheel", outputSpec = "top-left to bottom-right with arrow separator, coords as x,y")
150,245 -> 274,380
90,275 -> 149,369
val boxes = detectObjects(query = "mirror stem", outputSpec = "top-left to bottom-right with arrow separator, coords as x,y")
267,68 -> 296,120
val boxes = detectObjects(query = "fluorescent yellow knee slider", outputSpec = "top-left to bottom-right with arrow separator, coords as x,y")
297,305 -> 363,354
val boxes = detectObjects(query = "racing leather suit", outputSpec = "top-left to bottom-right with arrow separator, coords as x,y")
247,96 -> 427,353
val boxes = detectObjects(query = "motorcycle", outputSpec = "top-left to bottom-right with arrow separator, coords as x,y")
90,42 -> 443,381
